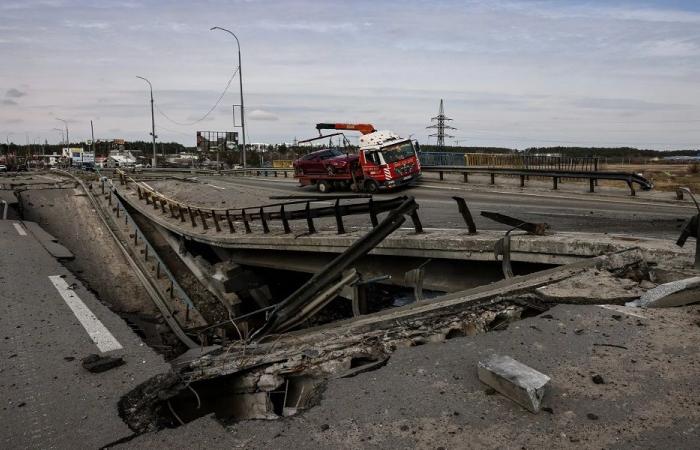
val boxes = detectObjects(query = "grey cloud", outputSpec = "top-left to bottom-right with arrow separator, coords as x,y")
572,97 -> 693,111
6,88 -> 26,98
248,109 -> 279,121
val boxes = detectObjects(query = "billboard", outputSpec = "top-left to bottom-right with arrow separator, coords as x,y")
196,131 -> 239,153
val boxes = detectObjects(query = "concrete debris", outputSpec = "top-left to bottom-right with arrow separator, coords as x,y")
535,269 -> 643,304
628,276 -> 700,308
81,354 -> 125,373
477,354 -> 550,413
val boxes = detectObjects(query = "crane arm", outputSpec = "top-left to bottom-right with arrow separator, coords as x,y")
316,123 -> 377,135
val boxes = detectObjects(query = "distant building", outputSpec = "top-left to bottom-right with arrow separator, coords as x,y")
106,150 -> 137,168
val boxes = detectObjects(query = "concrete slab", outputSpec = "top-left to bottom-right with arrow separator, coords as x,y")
633,276 -> 700,308
112,179 -> 693,269
23,220 -> 74,260
0,220 -> 169,448
117,304 -> 700,449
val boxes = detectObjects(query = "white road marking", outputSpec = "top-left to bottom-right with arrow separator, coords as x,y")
206,183 -> 226,190
13,222 -> 27,236
48,275 -> 123,352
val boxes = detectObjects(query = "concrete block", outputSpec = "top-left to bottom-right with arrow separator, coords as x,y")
477,354 -> 550,413
632,276 -> 700,308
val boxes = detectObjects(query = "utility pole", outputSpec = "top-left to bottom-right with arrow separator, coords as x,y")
57,118 -> 69,148
211,26 -> 246,168
426,99 -> 456,149
90,120 -> 95,155
136,76 -> 157,168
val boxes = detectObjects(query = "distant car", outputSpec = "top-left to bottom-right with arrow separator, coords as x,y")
0,164 -> 6,172
293,148 -> 358,176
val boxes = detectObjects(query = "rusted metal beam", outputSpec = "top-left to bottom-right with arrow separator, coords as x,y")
480,211 -> 549,236
251,196 -> 420,340
452,197 -> 477,234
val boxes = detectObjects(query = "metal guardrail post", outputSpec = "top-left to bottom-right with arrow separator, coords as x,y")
280,204 -> 290,234
553,177 -> 558,190
259,207 -> 269,233
368,197 -> 378,228
187,207 -> 197,227
225,210 -> 236,233
242,209 -> 252,233
452,197 -> 477,234
198,209 -> 208,230
520,175 -> 525,187
305,201 -> 316,234
490,173 -> 495,185
211,209 -> 221,232
334,198 -> 345,234
439,171 -> 444,181
463,173 -> 468,183
410,209 -> 423,233
589,179 -> 595,193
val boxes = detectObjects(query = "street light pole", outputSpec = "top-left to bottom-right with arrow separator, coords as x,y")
52,128 -> 65,145
211,26 -> 246,168
56,118 -> 69,148
136,76 -> 157,168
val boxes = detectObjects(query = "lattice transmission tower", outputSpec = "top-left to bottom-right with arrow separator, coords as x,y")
426,99 -> 456,148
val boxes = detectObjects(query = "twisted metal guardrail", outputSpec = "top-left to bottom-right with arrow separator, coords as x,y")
112,170 -> 424,235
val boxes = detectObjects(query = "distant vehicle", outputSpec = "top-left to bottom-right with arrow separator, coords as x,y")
293,123 -> 421,193
0,164 -> 6,172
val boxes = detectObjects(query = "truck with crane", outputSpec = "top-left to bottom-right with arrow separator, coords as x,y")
293,123 -> 421,193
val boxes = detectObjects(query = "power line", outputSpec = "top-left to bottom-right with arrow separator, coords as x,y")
155,66 -> 239,126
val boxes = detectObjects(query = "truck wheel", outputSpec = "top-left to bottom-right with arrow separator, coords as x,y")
318,180 -> 331,193
364,179 -> 379,193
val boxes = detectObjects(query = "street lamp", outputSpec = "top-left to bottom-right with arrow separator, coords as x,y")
56,118 -> 69,148
136,75 -> 158,168
52,128 -> 65,145
211,26 -> 247,168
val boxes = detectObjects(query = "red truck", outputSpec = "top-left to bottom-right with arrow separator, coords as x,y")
293,123 -> 421,193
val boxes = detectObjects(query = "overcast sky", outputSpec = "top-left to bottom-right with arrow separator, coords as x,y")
2,0 -> 700,149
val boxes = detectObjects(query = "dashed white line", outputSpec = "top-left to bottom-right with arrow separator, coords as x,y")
13,222 -> 27,236
48,275 -> 123,353
205,183 -> 226,190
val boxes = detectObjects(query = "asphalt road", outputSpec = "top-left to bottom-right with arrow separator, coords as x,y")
0,220 -> 169,449
194,175 -> 694,239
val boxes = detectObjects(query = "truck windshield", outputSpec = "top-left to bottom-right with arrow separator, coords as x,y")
380,142 -> 415,164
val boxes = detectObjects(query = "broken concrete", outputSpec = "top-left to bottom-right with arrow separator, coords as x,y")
535,269 -> 644,304
631,276 -> 700,308
477,354 -> 550,413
